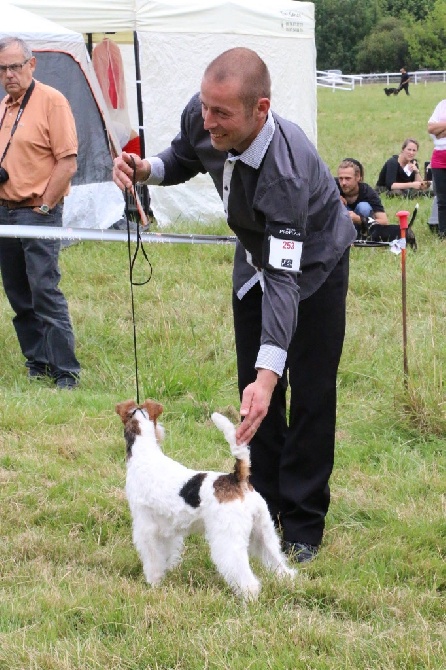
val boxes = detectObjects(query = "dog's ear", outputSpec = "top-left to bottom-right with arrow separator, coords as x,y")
115,400 -> 137,423
141,399 -> 163,423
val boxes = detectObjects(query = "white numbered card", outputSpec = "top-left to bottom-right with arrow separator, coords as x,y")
268,235 -> 303,272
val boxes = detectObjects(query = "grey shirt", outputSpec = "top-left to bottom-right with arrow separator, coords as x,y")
145,93 -> 356,375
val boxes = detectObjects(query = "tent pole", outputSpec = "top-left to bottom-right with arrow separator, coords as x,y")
133,31 -> 150,217
86,33 -> 93,58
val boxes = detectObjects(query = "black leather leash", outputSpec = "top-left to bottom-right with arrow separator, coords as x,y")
124,157 -> 152,404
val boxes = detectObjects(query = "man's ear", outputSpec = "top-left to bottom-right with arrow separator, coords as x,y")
257,97 -> 270,118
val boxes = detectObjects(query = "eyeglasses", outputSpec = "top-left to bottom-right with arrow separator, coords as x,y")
0,59 -> 30,75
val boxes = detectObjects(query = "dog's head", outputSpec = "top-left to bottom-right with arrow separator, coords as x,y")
116,399 -> 163,425
115,399 -> 164,458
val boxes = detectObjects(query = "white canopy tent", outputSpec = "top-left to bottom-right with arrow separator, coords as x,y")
0,1 -> 125,229
10,1 -> 316,226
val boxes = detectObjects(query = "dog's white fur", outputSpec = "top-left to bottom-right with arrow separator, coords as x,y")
116,399 -> 296,600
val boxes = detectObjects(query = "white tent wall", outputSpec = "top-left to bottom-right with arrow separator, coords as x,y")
11,1 -> 316,226
139,33 -> 316,224
1,1 -> 125,229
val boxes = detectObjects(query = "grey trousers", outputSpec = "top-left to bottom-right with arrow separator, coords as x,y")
0,204 -> 80,379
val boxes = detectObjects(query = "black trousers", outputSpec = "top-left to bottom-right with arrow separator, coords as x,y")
398,82 -> 410,95
232,249 -> 350,546
0,204 -> 80,378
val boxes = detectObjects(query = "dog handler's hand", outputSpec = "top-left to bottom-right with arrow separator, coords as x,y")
236,369 -> 279,445
113,152 -> 151,191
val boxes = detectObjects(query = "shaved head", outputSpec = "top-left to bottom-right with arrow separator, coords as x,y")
203,47 -> 271,110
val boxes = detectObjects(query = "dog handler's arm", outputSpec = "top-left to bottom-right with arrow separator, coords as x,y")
113,153 -> 151,191
236,369 -> 279,445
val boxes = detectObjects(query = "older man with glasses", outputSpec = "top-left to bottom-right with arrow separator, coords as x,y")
0,36 -> 80,388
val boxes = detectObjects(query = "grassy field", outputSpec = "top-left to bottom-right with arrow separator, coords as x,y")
0,83 -> 445,670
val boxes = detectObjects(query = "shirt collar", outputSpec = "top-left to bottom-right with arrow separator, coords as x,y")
228,111 -> 275,169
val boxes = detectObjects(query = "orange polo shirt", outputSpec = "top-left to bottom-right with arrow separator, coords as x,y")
0,79 -> 78,203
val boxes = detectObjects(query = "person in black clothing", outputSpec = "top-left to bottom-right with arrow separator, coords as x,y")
376,138 -> 431,197
398,67 -> 410,95
113,47 -> 357,563
336,158 -> 418,246
336,158 -> 388,237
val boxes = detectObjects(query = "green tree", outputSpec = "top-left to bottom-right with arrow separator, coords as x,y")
405,0 -> 446,69
355,17 -> 409,73
313,0 -> 381,72
378,0 -> 431,22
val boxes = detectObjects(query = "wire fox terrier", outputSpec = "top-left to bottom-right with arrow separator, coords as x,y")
116,399 -> 296,599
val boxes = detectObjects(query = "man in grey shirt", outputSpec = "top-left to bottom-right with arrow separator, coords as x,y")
113,48 -> 356,562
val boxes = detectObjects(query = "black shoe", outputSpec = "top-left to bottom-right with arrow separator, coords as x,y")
55,375 -> 79,390
27,364 -> 52,380
282,540 -> 319,564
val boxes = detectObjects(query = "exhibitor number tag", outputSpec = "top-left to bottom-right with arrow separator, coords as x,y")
268,235 -> 303,272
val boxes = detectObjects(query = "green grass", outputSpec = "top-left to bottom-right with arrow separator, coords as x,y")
0,82 -> 445,670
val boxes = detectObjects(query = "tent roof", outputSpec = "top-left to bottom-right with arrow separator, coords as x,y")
1,0 -> 125,229
10,1 -> 314,37
1,1 -> 84,42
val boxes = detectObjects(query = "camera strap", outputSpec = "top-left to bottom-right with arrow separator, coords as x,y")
0,79 -> 35,167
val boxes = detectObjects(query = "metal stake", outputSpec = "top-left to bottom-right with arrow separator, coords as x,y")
396,210 -> 410,386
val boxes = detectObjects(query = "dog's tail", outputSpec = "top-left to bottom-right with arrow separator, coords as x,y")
211,412 -> 250,482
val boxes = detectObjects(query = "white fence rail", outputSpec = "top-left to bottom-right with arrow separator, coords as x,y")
316,70 -> 362,91
317,70 -> 446,91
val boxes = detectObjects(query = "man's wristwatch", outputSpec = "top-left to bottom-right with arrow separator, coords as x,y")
38,204 -> 50,214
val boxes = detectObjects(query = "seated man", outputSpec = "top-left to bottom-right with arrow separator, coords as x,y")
336,158 -> 417,248
336,158 -> 388,238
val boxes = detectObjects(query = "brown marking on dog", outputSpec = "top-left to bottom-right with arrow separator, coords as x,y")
213,473 -> 245,502
235,458 -> 251,484
213,460 -> 253,503
123,423 -> 138,459
141,399 -> 163,426
115,400 -> 139,424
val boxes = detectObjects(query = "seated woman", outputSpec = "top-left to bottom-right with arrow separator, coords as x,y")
376,138 -> 431,197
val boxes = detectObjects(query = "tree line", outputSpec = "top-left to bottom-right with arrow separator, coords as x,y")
314,0 -> 446,73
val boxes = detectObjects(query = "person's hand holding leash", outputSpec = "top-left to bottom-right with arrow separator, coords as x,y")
113,152 -> 151,191
236,369 -> 279,445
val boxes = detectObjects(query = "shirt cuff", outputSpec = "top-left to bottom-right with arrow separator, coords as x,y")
139,156 -> 165,185
255,344 -> 287,377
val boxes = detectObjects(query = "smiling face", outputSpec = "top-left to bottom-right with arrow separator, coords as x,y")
200,74 -> 269,154
0,41 -> 35,101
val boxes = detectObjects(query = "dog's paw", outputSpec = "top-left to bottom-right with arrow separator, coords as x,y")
276,565 -> 298,580
240,579 -> 261,601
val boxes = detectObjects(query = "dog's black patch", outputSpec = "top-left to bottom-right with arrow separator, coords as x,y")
124,421 -> 139,460
179,472 -> 207,507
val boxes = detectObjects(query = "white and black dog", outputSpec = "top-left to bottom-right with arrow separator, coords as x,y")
116,399 -> 296,600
